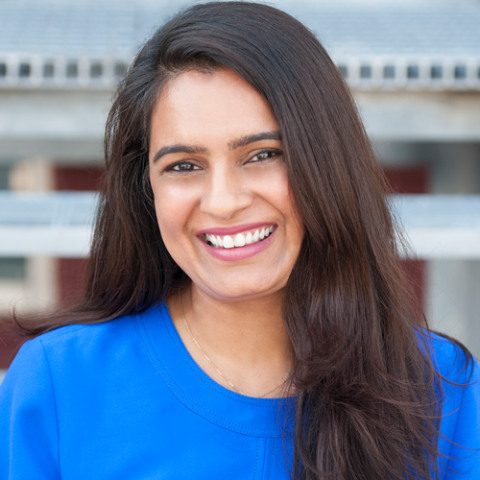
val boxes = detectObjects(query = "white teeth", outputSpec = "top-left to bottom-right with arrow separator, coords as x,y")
234,233 -> 246,247
223,235 -> 234,249
205,225 -> 275,249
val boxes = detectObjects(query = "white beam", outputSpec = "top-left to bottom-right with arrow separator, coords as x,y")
403,229 -> 480,259
0,226 -> 91,257
356,91 -> 480,142
0,90 -> 110,145
1,90 -> 480,153
2,225 -> 480,259
1,193 -> 480,259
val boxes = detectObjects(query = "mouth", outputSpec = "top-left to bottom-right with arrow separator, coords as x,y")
203,225 -> 275,249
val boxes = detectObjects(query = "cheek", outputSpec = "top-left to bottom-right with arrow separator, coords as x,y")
155,203 -> 177,242
152,183 -> 194,244
246,162 -> 290,203
257,168 -> 299,226
269,180 -> 303,245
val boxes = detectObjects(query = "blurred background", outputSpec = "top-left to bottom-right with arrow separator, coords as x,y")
0,0 -> 479,380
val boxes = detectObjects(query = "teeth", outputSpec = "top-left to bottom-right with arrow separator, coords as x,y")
234,233 -> 246,247
223,235 -> 234,249
205,225 -> 275,249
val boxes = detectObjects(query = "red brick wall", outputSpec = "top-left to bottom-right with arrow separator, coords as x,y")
55,166 -> 104,307
384,166 -> 428,311
384,166 -> 429,194
55,166 -> 104,191
57,258 -> 90,308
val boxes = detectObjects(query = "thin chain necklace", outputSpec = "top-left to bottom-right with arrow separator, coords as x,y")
178,291 -> 288,398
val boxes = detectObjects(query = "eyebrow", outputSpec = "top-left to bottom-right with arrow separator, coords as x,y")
228,131 -> 282,150
152,144 -> 208,163
152,130 -> 282,163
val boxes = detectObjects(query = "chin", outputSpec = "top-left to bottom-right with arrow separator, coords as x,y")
194,276 -> 287,302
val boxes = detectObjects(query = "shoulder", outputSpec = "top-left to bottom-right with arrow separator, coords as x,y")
419,332 -> 480,475
416,329 -> 479,385
11,317 -> 127,368
36,314 -> 136,348
4,306 -> 164,387
31,306 -> 162,354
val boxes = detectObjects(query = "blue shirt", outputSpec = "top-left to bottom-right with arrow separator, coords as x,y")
0,302 -> 479,479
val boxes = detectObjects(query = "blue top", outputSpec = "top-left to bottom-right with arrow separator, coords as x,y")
0,302 -> 479,479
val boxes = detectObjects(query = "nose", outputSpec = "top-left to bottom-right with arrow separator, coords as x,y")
200,164 -> 253,220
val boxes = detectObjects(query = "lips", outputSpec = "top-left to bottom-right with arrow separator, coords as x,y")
198,223 -> 277,261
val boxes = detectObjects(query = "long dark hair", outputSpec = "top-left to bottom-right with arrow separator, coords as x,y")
15,2 -> 473,479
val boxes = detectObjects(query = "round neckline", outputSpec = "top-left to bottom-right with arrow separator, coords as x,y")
136,302 -> 296,438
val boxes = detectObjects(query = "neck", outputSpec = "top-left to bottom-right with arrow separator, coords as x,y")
168,283 -> 293,398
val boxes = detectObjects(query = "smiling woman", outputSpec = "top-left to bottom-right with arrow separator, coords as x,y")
1,2 -> 479,480
150,69 -> 302,299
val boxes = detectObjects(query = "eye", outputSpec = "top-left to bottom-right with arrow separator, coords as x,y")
248,149 -> 282,164
166,162 -> 201,173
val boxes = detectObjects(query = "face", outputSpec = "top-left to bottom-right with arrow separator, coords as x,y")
149,68 -> 304,302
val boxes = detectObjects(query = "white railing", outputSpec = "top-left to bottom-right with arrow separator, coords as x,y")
0,55 -> 132,90
334,56 -> 480,91
0,192 -> 479,259
1,54 -> 480,91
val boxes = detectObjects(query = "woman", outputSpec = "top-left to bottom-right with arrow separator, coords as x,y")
0,2 -> 478,479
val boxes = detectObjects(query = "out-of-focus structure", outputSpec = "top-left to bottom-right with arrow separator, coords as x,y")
1,0 -> 480,378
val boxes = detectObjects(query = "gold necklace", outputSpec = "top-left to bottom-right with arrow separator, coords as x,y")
178,291 -> 288,398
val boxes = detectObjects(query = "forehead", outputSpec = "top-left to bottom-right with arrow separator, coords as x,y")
149,69 -> 279,148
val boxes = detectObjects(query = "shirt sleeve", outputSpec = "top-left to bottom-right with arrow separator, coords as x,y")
439,353 -> 480,480
0,338 -> 61,479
